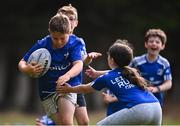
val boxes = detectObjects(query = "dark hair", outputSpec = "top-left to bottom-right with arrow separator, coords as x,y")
108,39 -> 149,89
122,66 -> 149,89
108,39 -> 133,68
49,14 -> 71,33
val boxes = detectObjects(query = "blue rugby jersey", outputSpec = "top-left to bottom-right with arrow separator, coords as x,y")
130,54 -> 172,105
91,68 -> 158,108
23,34 -> 85,100
105,89 -> 126,116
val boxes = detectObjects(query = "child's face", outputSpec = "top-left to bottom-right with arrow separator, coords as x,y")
50,31 -> 70,48
145,36 -> 165,56
68,14 -> 78,33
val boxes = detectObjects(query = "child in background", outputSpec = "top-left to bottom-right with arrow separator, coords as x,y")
18,14 -> 84,125
86,29 -> 172,116
130,28 -> 172,106
57,39 -> 162,125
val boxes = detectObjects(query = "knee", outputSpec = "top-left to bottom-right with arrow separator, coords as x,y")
77,117 -> 89,125
60,118 -> 73,125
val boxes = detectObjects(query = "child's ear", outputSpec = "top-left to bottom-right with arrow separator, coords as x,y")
111,58 -> 118,66
144,42 -> 148,48
161,44 -> 165,50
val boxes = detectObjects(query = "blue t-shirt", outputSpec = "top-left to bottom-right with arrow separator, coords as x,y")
91,68 -> 158,108
23,34 -> 86,100
130,54 -> 172,106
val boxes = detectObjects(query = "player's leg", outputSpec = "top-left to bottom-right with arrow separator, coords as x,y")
57,93 -> 77,125
75,107 -> 89,125
41,94 -> 60,124
74,93 -> 89,125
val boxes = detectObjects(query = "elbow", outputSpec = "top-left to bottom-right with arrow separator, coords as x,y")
18,59 -> 27,73
18,61 -> 23,72
169,81 -> 172,89
167,80 -> 172,90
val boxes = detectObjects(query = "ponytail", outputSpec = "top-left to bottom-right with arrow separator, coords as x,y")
122,66 -> 149,90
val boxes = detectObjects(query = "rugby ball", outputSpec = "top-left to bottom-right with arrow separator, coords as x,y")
27,48 -> 51,78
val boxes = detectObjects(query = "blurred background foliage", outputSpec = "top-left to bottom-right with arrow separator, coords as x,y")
0,0 -> 180,124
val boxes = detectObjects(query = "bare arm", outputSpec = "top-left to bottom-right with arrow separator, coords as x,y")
85,66 -> 109,79
18,59 -> 44,75
147,80 -> 172,93
18,59 -> 29,74
56,60 -> 83,85
83,52 -> 102,65
56,83 -> 95,94
66,60 -> 83,78
157,80 -> 172,92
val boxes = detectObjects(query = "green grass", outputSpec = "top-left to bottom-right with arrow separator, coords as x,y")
0,110 -> 180,125
0,111 -> 37,125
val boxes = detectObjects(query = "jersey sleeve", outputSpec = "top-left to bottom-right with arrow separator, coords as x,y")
80,38 -> 87,61
164,64 -> 172,81
69,39 -> 85,62
91,75 -> 107,91
23,41 -> 41,62
23,36 -> 50,62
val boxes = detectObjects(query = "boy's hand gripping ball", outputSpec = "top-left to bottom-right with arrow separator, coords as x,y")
27,48 -> 51,78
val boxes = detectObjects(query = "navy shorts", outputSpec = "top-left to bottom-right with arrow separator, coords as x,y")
77,93 -> 86,107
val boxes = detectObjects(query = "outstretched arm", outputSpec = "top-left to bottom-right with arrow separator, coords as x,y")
56,60 -> 83,86
83,52 -> 102,65
147,80 -> 172,93
56,83 -> 95,94
85,66 -> 109,79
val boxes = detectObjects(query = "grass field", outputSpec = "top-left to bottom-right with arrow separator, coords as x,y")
0,109 -> 180,125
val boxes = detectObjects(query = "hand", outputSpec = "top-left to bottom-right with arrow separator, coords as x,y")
56,73 -> 71,86
56,83 -> 71,94
85,66 -> 99,79
88,52 -> 102,59
102,92 -> 117,104
27,62 -> 44,75
84,52 -> 102,65
147,86 -> 159,93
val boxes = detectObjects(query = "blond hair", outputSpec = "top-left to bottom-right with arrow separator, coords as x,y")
57,4 -> 78,20
145,29 -> 167,44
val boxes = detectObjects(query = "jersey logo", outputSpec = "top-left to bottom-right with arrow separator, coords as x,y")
157,69 -> 163,76
149,77 -> 154,82
49,62 -> 71,71
165,69 -> 170,74
111,76 -> 134,89
64,52 -> 69,59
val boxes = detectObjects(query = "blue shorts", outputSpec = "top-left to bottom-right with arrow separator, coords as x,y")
77,93 -> 86,107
